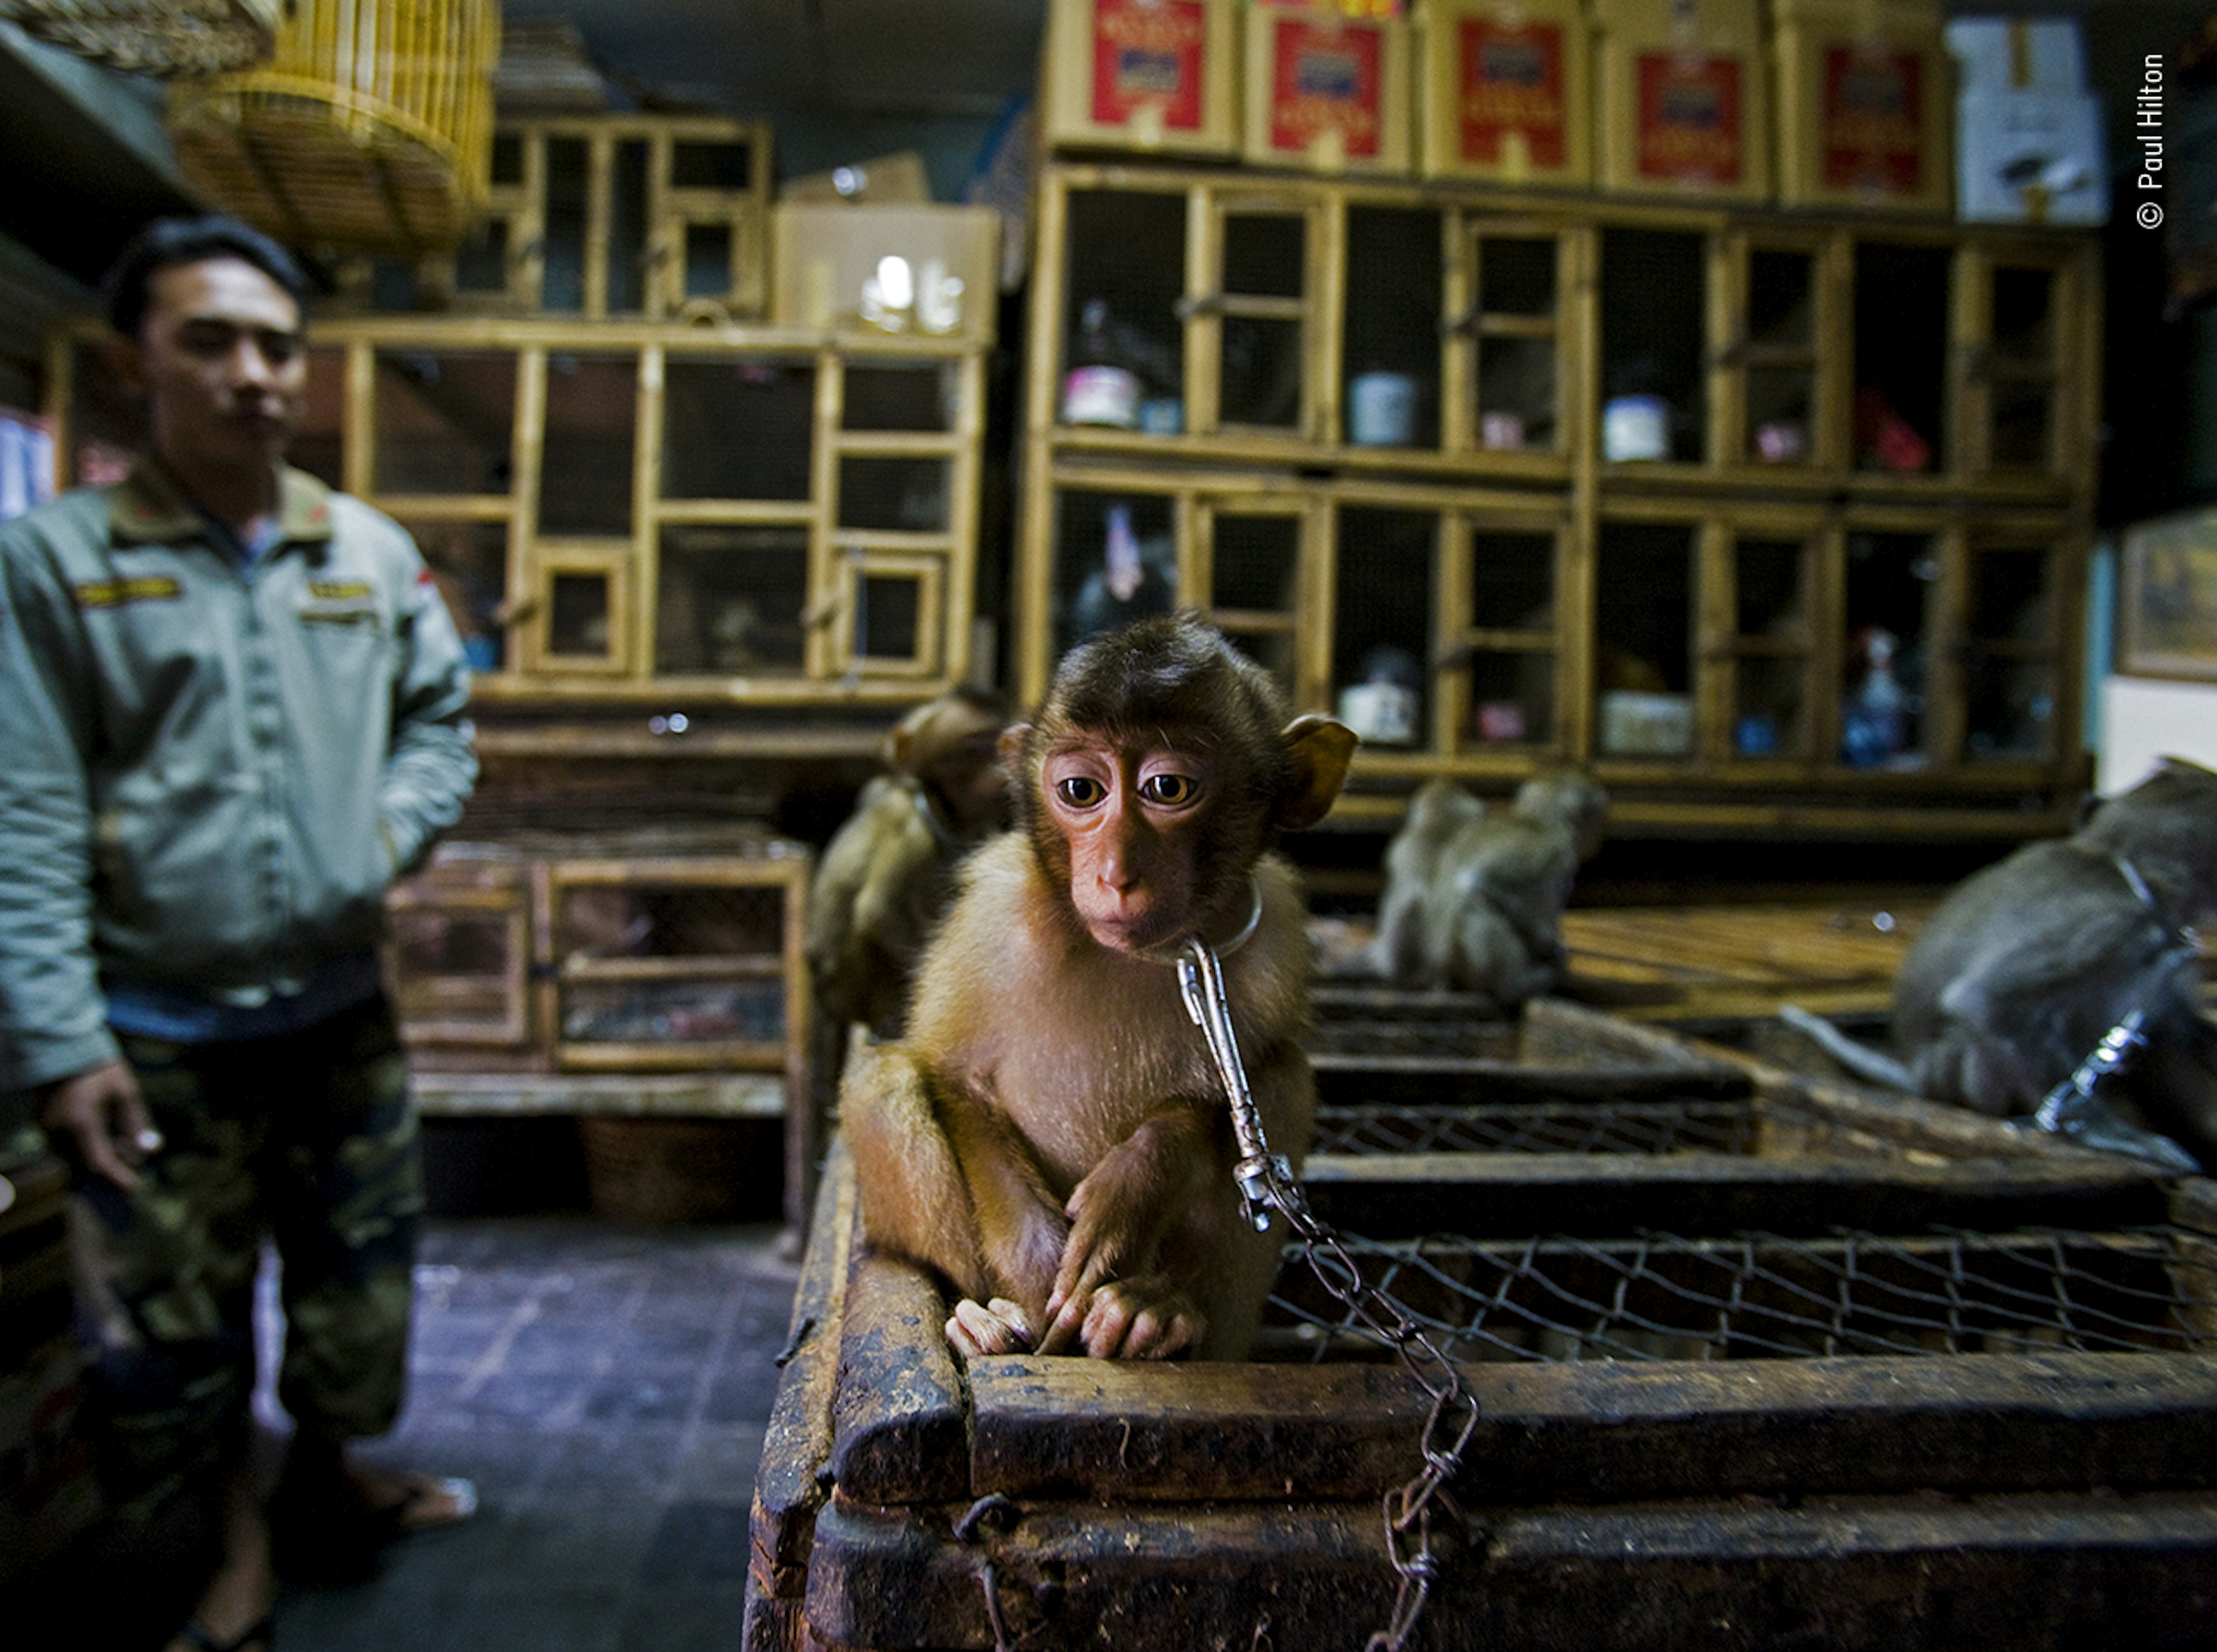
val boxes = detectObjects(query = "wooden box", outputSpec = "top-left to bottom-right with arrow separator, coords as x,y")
1773,0 -> 1952,215
771,204 -> 1002,344
1596,0 -> 1772,204
1418,0 -> 1592,187
747,1042 -> 2217,1651
1041,0 -> 1240,158
1240,3 -> 1412,174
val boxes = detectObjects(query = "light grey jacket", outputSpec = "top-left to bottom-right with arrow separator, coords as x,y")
0,462 -> 477,1086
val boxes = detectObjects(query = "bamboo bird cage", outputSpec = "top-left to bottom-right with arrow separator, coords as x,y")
165,0 -> 499,256
0,0 -> 279,76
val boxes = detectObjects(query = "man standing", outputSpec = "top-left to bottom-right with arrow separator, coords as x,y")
0,216 -> 478,1651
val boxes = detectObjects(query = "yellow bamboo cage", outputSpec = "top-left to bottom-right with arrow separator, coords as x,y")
0,0 -> 279,76
165,0 -> 499,256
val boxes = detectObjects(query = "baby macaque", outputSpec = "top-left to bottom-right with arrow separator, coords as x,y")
804,689 -> 1010,1041
841,615 -> 1356,1359
1367,768 -> 1609,1012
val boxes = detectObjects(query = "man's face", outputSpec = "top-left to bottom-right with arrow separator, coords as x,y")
120,256 -> 306,477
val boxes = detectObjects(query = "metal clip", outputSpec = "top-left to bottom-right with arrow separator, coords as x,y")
1178,939 -> 1295,1232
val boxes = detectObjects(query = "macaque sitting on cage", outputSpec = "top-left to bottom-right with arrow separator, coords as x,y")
804,689 -> 1012,1042
1783,756 -> 2217,1171
841,614 -> 1356,1359
1367,769 -> 1608,1014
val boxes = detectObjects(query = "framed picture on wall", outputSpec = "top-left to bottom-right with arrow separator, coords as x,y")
2121,507 -> 2217,681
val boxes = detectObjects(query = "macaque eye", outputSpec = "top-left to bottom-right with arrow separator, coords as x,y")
1055,776 -> 1106,808
1140,772 -> 1199,807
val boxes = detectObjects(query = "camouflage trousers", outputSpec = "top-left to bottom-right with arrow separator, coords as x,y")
70,992 -> 422,1509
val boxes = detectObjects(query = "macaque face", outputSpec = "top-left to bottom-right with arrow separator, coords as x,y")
1042,727 -> 1215,954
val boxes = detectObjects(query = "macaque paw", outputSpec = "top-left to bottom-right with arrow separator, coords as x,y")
946,1296 -> 1038,1357
1047,1273 -> 1205,1360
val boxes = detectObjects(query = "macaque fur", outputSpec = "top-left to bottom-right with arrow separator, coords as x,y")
842,616 -> 1356,1359
804,689 -> 1010,1041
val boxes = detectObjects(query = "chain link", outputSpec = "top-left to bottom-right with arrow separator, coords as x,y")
1180,941 -> 1484,1652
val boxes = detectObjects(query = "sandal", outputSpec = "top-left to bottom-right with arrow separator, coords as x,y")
268,1469 -> 477,1583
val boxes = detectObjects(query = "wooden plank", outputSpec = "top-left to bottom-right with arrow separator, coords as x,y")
410,1070 -> 784,1118
803,1488 -> 2217,1652
1300,1151 -> 2170,1238
966,1351 -> 2217,1505
745,1138 -> 858,1651
827,1254 -> 968,1506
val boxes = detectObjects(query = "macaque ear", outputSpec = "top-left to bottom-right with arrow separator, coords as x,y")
998,723 -> 1033,774
883,723 -> 917,773
1278,714 -> 1357,830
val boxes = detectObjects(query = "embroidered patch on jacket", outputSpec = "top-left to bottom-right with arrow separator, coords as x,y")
309,580 -> 376,600
74,576 -> 184,608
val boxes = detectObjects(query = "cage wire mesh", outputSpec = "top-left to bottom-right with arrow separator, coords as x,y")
1310,1098 -> 1778,1157
1263,1226 -> 2217,1365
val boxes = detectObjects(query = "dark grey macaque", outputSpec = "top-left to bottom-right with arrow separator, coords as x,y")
1367,769 -> 1610,1012
1366,776 -> 1487,985
1785,757 -> 2217,1169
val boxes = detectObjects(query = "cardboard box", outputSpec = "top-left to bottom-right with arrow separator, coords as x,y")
1955,88 -> 2107,226
1596,0 -> 1771,203
771,204 -> 1002,343
1418,0 -> 1592,186
1774,0 -> 1953,214
1041,0 -> 1240,158
1241,3 -> 1412,173
1945,17 -> 2087,96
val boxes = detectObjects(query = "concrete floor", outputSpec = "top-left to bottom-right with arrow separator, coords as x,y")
30,1216 -> 801,1652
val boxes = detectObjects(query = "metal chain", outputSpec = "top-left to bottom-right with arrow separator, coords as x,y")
1181,942 -> 1483,1652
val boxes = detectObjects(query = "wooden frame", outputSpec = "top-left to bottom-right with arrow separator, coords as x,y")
749,999 -> 2217,1651
544,854 -> 808,1086
2119,507 -> 2217,683
326,113 -> 773,323
44,315 -> 987,713
1014,159 -> 2099,835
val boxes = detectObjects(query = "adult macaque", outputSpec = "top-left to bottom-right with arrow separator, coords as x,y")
804,689 -> 1010,1041
1786,757 -> 2217,1169
842,615 -> 1356,1359
1367,768 -> 1608,1013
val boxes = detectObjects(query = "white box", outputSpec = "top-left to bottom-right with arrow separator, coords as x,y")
1599,690 -> 1693,757
1945,18 -> 2087,96
1956,89 -> 2107,225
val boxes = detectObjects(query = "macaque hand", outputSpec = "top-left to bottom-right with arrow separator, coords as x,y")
947,1296 -> 1039,1357
1042,1272 -> 1204,1360
38,1059 -> 156,1191
1044,1123 -> 1197,1337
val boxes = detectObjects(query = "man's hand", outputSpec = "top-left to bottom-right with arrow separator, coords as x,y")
38,1060 -> 158,1190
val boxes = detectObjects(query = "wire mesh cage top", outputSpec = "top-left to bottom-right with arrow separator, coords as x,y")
0,0 -> 280,77
164,0 -> 499,256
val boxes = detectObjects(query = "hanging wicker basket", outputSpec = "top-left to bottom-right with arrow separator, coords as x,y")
0,0 -> 279,77
165,0 -> 499,256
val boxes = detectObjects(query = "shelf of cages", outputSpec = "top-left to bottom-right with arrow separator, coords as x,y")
1025,163 -> 2097,503
383,830 -> 810,1092
46,316 -> 987,709
322,114 -> 774,323
1021,461 -> 2085,818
